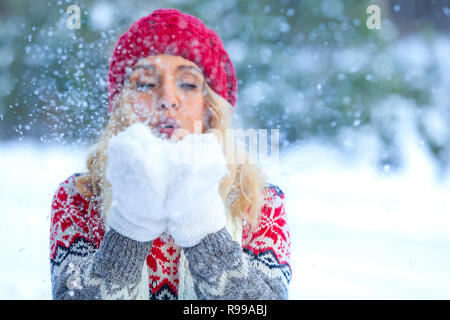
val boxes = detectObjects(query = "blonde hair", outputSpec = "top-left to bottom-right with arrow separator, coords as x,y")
75,80 -> 267,234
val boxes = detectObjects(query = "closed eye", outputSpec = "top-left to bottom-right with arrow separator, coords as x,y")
136,82 -> 157,91
180,83 -> 197,90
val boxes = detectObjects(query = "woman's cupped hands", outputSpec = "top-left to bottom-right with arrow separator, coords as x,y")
105,122 -> 229,246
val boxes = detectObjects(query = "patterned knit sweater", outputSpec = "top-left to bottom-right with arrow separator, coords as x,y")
49,172 -> 292,299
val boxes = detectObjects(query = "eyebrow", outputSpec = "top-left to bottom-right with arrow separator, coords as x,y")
128,64 -> 203,77
176,65 -> 203,75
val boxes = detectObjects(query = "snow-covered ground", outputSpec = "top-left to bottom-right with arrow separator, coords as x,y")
268,141 -> 450,299
0,133 -> 449,299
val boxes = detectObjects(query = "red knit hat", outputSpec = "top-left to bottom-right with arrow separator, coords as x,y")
107,8 -> 238,112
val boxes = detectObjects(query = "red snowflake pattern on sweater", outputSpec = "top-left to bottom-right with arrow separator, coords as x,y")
242,184 -> 290,263
49,173 -> 291,299
50,174 -> 104,260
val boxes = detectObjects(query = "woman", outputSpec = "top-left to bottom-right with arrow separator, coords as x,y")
49,8 -> 291,300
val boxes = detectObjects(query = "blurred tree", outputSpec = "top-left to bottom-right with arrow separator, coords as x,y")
387,0 -> 450,33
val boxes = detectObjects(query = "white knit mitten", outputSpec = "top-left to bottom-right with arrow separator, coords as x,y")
106,122 -> 170,242
166,133 -> 228,247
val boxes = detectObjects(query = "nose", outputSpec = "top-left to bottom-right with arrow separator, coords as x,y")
160,101 -> 177,109
156,83 -> 179,112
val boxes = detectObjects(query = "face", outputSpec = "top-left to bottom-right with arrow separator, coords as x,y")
122,54 -> 208,139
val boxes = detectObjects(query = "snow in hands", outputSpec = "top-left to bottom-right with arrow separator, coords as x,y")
105,122 -> 229,245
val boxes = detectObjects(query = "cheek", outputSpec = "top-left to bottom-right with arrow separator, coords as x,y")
129,94 -> 155,119
185,96 -> 205,118
178,104 -> 206,132
185,98 -> 204,120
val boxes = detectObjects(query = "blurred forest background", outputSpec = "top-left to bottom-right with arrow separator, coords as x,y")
0,0 -> 449,173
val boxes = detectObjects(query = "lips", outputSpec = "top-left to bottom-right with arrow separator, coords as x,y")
156,117 -> 180,138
